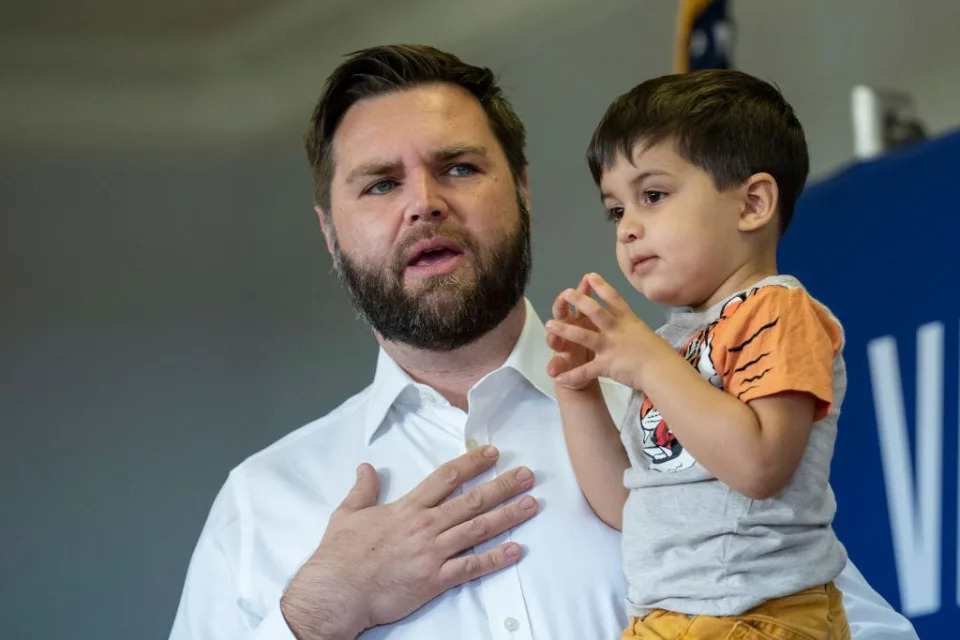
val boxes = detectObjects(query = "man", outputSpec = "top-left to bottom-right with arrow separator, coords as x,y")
170,45 -> 917,639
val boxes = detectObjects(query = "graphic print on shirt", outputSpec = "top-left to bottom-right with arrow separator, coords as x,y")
639,288 -> 781,472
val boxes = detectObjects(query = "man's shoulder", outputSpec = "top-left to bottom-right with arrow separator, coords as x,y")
238,383 -> 375,476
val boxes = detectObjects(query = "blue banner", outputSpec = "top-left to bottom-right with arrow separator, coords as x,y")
780,130 -> 960,637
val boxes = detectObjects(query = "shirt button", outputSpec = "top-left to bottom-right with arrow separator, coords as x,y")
503,617 -> 520,632
465,438 -> 480,451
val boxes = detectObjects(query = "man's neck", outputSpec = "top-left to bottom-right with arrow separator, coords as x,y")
377,301 -> 527,411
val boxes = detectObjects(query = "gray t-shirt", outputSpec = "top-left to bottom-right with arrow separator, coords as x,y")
620,275 -> 848,617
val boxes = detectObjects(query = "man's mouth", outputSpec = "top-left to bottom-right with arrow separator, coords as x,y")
409,247 -> 461,266
405,237 -> 466,275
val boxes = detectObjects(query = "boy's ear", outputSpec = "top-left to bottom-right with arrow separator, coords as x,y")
738,172 -> 779,233
314,205 -> 336,256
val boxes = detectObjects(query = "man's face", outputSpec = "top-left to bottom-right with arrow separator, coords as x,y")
321,83 -> 531,351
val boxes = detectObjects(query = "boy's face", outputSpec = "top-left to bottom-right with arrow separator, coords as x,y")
599,139 -> 749,310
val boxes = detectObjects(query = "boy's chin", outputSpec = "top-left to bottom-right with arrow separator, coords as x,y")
628,274 -> 695,307
636,282 -> 681,307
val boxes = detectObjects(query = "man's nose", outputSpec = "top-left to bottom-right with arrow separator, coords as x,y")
405,172 -> 449,224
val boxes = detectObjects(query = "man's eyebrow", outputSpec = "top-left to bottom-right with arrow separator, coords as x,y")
344,145 -> 489,185
431,144 -> 488,163
345,159 -> 402,185
599,170 -> 671,201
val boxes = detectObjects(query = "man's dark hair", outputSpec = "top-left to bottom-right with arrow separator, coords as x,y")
586,69 -> 809,234
305,44 -> 527,213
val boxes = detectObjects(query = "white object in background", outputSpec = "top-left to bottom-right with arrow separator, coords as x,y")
851,85 -> 926,161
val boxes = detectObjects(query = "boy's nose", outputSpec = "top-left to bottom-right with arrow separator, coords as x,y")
617,214 -> 643,243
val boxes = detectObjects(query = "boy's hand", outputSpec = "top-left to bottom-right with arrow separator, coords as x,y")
546,276 -> 598,389
546,273 -> 668,390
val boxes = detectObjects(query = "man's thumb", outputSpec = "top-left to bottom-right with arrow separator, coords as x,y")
339,463 -> 380,511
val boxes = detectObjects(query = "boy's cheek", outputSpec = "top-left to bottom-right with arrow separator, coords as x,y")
614,250 -> 632,275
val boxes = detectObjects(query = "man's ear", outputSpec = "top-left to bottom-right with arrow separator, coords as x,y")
315,205 -> 336,256
519,170 -> 532,230
738,172 -> 779,233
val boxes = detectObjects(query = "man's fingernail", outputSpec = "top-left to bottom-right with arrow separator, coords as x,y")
519,495 -> 537,510
515,468 -> 533,483
505,543 -> 522,559
356,464 -> 365,479
481,445 -> 498,458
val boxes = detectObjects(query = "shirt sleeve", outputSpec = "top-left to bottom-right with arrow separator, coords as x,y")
836,559 -> 919,639
713,287 -> 843,420
168,471 -> 297,640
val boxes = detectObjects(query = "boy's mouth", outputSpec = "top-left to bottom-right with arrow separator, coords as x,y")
631,255 -> 658,275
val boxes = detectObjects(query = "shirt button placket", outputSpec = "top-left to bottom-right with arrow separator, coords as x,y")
468,381 -> 531,640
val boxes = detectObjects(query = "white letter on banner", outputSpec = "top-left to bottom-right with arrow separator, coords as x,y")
867,322 -> 943,617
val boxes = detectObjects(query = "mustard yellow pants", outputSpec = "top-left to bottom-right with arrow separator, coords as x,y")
622,583 -> 850,640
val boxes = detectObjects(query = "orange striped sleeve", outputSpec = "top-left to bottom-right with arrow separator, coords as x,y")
710,287 -> 843,421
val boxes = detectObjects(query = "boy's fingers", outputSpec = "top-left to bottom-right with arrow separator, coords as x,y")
545,319 -> 600,352
561,289 -> 612,330
546,332 -> 564,351
552,290 -> 573,321
547,355 -> 564,377
577,275 -> 593,296
586,273 -> 630,315
556,361 -> 603,389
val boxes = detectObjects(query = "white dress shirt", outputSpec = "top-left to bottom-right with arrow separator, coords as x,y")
170,299 -> 917,640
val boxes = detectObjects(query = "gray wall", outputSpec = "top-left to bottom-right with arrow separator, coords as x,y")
4,1 -> 960,638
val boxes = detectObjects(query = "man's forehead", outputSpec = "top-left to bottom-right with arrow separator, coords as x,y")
336,85 -> 488,140
331,84 -> 499,170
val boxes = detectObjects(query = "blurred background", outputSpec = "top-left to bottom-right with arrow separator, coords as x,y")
3,0 -> 959,638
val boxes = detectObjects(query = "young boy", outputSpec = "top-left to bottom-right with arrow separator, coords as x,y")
545,70 -> 850,639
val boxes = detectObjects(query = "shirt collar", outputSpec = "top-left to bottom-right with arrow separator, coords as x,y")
500,298 -> 556,401
362,298 -> 556,445
363,347 -> 418,446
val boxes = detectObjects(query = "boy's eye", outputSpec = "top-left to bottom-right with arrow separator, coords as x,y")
365,179 -> 398,196
642,190 -> 667,205
606,207 -> 624,223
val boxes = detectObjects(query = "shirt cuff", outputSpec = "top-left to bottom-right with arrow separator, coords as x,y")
252,606 -> 298,640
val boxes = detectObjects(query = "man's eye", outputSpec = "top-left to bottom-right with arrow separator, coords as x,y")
447,163 -> 477,177
606,207 -> 624,224
365,179 -> 398,195
643,190 -> 667,205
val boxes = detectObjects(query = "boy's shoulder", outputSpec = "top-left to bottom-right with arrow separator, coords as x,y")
716,275 -> 803,320
710,275 -> 844,355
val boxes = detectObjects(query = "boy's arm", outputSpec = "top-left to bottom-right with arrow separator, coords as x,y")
633,344 -> 815,499
548,281 -> 630,528
547,274 -> 820,500
554,382 -> 630,529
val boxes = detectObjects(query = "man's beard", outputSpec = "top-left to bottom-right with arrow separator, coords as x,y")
331,201 -> 531,352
